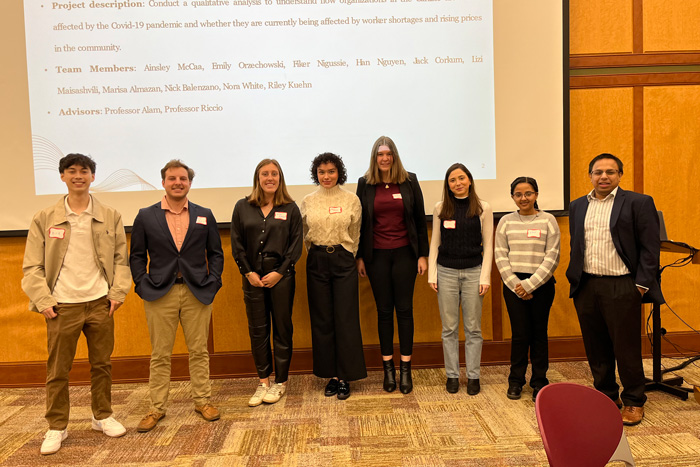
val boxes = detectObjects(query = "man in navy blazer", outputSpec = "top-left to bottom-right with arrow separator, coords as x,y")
130,159 -> 224,432
567,153 -> 662,427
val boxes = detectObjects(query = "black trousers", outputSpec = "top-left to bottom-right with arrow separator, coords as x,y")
365,246 -> 417,356
242,270 -> 295,383
306,245 -> 367,381
503,274 -> 555,388
573,273 -> 647,407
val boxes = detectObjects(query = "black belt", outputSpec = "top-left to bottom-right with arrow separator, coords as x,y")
174,277 -> 185,284
582,272 -> 631,279
311,244 -> 342,254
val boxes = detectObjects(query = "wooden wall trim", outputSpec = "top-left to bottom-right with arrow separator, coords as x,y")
570,52 -> 700,69
633,0 -> 643,54
633,86 -> 644,192
490,264 -> 503,341
3,333 -> 698,388
570,72 -> 700,89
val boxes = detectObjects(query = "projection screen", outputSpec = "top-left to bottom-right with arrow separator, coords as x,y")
0,0 -> 568,232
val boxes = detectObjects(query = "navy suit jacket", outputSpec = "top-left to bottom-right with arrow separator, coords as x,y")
130,200 -> 224,305
356,172 -> 430,263
566,187 -> 664,304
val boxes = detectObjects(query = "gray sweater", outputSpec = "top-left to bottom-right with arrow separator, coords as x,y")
494,211 -> 561,294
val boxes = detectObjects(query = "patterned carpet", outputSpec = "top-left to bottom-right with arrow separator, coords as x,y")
1,360 -> 700,466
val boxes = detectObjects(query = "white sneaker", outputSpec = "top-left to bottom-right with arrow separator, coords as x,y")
248,382 -> 269,407
91,416 -> 126,438
263,383 -> 287,404
40,429 -> 67,455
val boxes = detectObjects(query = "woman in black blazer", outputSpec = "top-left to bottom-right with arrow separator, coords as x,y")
356,136 -> 430,394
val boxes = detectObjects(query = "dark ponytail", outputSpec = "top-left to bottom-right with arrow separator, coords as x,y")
510,176 -> 539,210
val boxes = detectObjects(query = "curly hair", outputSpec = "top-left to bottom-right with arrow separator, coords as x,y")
310,152 -> 348,185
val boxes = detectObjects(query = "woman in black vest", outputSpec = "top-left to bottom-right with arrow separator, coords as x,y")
427,163 -> 493,395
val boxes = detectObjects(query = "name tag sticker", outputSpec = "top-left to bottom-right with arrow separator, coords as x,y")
527,229 -> 541,238
49,228 -> 65,239
274,212 -> 288,220
443,220 -> 456,229
196,216 -> 208,225
392,193 -> 402,200
329,207 -> 342,214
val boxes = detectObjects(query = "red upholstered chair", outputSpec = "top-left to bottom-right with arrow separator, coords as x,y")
535,382 -> 635,467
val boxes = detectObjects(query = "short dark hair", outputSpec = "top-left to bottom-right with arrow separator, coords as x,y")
59,153 -> 96,174
588,153 -> 623,174
161,159 -> 195,181
310,152 -> 348,185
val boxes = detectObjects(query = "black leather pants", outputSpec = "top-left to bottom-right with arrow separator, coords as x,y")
242,271 -> 295,383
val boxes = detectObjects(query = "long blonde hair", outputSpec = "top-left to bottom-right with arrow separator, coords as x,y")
363,136 -> 409,185
248,159 -> 294,206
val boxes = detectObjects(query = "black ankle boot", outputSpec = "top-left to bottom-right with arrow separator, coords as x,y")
382,360 -> 396,392
399,361 -> 413,394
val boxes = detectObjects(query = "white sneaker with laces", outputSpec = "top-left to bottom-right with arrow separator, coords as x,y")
40,429 -> 67,455
249,382 -> 269,407
263,383 -> 287,404
91,416 -> 127,438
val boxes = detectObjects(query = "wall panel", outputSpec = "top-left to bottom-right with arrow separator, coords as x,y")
644,85 -> 700,333
644,0 -> 700,52
569,87 -> 635,199
570,0 -> 633,55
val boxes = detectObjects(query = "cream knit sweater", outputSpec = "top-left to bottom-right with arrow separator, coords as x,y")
300,185 -> 362,256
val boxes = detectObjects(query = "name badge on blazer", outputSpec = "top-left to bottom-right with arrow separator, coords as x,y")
49,227 -> 66,239
392,193 -> 402,200
274,212 -> 288,220
196,216 -> 207,225
329,207 -> 342,214
443,220 -> 456,229
527,229 -> 541,238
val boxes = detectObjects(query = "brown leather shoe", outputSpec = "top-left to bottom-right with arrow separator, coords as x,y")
136,411 -> 165,432
614,398 -> 623,409
621,406 -> 644,426
195,403 -> 220,421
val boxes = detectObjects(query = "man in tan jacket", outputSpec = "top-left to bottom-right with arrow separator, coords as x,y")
22,153 -> 131,455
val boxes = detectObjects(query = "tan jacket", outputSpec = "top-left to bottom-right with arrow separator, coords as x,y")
21,196 -> 131,312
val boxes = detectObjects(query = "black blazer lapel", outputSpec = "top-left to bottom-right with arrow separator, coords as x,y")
399,180 -> 412,217
609,189 -> 626,255
180,203 -> 199,250
154,205 -> 178,251
366,184 -> 376,223
575,199 -> 588,256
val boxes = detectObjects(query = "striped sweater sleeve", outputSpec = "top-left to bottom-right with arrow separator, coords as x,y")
494,214 -> 520,293
521,215 -> 560,293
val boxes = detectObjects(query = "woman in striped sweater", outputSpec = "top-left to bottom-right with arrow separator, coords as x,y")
495,176 -> 560,402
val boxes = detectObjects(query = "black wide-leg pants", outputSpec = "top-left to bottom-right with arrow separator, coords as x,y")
306,245 -> 367,381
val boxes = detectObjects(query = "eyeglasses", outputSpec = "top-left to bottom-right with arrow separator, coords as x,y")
590,170 -> 619,177
512,192 -> 536,199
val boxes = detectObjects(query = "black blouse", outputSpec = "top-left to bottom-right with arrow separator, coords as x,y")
230,198 -> 303,276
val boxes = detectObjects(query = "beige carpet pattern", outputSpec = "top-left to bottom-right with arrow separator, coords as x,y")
1,360 -> 700,466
